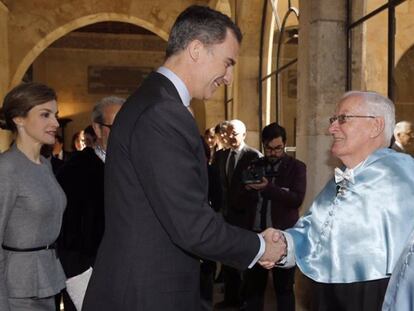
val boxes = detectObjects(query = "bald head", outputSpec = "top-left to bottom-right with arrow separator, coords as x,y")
229,119 -> 246,135
394,121 -> 414,148
228,119 -> 246,149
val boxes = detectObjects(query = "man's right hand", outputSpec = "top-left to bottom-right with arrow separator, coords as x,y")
245,177 -> 268,191
258,228 -> 287,269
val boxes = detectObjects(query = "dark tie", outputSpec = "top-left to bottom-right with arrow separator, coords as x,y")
260,196 -> 268,230
227,151 -> 236,184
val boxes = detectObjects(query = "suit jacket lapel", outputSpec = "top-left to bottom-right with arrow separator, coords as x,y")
234,146 -> 247,174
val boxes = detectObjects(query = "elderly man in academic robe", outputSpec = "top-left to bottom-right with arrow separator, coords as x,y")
270,91 -> 414,311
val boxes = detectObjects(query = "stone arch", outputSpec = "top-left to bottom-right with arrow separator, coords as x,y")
11,13 -> 169,87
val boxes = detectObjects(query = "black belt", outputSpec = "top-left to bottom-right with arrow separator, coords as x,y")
2,242 -> 57,252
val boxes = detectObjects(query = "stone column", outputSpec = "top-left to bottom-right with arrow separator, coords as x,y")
233,0 -> 264,149
295,1 -> 347,310
297,0 -> 346,212
0,1 -> 11,151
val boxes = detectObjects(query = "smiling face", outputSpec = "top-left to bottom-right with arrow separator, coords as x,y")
328,96 -> 381,167
13,100 -> 59,146
193,29 -> 239,100
228,127 -> 246,149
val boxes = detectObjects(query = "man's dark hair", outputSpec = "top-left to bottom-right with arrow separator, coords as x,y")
262,122 -> 287,144
55,134 -> 63,144
165,5 -> 242,58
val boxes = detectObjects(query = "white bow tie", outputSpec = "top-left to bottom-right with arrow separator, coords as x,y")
334,167 -> 355,184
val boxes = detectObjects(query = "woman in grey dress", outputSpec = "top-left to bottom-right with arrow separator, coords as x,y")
0,82 -> 66,311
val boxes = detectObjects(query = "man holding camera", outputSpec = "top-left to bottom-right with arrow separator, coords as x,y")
244,122 -> 306,311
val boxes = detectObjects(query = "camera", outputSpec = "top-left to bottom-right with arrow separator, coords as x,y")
242,157 -> 281,184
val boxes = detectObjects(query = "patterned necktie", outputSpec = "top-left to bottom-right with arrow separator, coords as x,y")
227,151 -> 236,184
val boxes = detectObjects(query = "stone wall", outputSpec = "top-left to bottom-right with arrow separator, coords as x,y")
32,32 -> 166,150
0,1 -> 10,152
6,0 -> 203,86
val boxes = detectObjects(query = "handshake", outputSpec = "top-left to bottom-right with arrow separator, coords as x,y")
258,228 -> 287,269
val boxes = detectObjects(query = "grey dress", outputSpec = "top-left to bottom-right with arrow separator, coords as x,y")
0,145 -> 66,311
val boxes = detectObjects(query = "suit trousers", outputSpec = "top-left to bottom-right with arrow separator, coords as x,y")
244,265 -> 295,311
309,277 -> 389,311
200,260 -> 216,311
223,265 -> 242,305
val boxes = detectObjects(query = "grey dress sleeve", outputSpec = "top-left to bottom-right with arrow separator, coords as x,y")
0,158 -> 17,311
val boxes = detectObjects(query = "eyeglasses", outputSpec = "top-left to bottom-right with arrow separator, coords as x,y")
98,123 -> 112,129
329,114 -> 376,125
264,145 -> 284,153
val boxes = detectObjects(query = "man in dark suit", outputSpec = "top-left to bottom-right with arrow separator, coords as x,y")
213,119 -> 262,309
56,96 -> 124,311
391,121 -> 414,155
50,134 -> 70,174
243,123 -> 306,311
82,6 -> 285,311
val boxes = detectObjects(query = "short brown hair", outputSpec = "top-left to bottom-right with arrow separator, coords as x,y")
0,82 -> 57,132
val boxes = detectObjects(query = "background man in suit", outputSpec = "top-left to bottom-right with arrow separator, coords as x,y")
391,120 -> 414,155
244,123 -> 306,311
50,134 -> 70,173
57,96 -> 124,311
82,5 -> 285,311
213,119 -> 262,309
40,134 -> 69,175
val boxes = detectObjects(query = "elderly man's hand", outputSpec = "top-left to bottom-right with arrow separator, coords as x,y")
258,228 -> 287,269
245,177 -> 269,191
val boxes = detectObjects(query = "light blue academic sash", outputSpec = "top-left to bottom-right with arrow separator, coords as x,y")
287,148 -> 414,283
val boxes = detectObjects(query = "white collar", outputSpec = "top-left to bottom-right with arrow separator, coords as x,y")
157,66 -> 192,107
395,140 -> 405,151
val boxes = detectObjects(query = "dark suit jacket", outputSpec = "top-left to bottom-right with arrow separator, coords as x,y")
57,147 -> 105,277
248,155 -> 306,230
50,156 -> 64,175
82,72 -> 260,311
391,142 -> 405,153
213,146 -> 262,229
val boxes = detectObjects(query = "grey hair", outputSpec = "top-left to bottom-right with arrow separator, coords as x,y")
229,119 -> 246,135
92,96 -> 125,124
394,121 -> 413,137
341,91 -> 395,143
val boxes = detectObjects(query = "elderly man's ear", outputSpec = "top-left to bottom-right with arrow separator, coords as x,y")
92,122 -> 103,140
370,117 -> 385,138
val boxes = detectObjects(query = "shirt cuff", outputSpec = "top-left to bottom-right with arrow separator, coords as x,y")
281,231 -> 296,268
248,234 -> 265,269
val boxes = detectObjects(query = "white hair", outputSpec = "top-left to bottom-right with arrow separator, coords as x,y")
341,91 -> 395,143
92,96 -> 125,124
394,121 -> 413,137
229,119 -> 246,135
